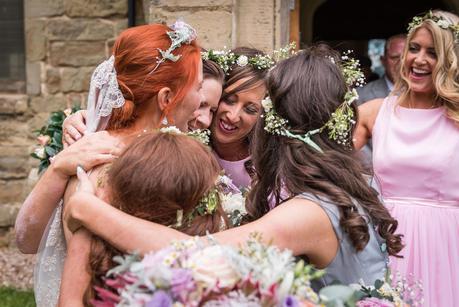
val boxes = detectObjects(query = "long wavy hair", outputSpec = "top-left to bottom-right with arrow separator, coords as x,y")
85,133 -> 227,304
247,45 -> 403,257
107,24 -> 201,130
394,10 -> 459,124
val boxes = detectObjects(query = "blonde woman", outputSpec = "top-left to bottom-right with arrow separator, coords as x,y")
355,10 -> 459,306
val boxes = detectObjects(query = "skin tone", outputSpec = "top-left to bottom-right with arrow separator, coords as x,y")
188,78 -> 223,130
354,27 -> 439,150
66,169 -> 339,269
382,37 -> 406,84
211,79 -> 266,161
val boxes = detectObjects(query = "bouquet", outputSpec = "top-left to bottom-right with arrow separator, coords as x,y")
93,235 -> 419,307
31,106 -> 81,173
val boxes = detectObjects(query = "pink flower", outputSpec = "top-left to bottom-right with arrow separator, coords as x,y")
37,135 -> 50,146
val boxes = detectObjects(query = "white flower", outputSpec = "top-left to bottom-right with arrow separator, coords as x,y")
159,126 -> 182,134
188,245 -> 239,288
34,147 -> 46,159
261,97 -> 273,112
221,192 -> 246,215
63,108 -> 72,117
236,55 -> 249,67
437,19 -> 450,29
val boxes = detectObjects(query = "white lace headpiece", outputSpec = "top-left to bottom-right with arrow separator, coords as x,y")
86,55 -> 125,133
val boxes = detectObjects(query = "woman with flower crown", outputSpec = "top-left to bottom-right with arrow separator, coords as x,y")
15,22 -> 203,306
354,10 -> 459,306
65,45 -> 404,289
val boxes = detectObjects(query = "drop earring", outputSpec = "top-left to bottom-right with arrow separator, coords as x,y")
161,116 -> 168,126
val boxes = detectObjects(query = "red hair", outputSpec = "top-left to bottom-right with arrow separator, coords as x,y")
106,24 -> 201,130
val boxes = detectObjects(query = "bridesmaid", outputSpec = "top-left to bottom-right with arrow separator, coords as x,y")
355,10 -> 459,306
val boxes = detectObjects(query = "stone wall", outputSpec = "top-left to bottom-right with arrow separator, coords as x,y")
0,0 -> 128,244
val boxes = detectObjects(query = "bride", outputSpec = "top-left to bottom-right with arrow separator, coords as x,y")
15,21 -> 203,306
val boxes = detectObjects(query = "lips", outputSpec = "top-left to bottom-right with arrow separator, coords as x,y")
410,67 -> 431,79
219,119 -> 238,133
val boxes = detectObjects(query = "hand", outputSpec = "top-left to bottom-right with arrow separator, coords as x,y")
63,110 -> 87,148
64,167 -> 95,233
52,131 -> 124,178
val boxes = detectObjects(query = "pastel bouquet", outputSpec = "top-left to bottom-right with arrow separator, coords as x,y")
93,234 -> 323,307
93,235 -> 419,307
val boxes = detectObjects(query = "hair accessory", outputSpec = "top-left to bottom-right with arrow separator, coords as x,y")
150,20 -> 197,74
408,11 -> 459,41
86,55 -> 126,132
158,125 -> 211,146
261,52 -> 362,152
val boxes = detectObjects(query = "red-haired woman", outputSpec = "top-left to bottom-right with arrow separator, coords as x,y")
15,22 -> 203,306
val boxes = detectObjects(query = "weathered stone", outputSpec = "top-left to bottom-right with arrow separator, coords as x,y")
0,204 -> 21,227
26,112 -> 51,132
66,93 -> 86,108
106,38 -> 116,55
150,9 -> 232,49
47,18 -> 115,41
151,0 -> 232,7
50,42 -> 106,67
61,67 -> 93,92
0,95 -> 28,115
65,0 -> 127,18
25,0 -> 64,17
29,95 -> 67,113
0,180 -> 27,205
45,67 -> 61,94
25,19 -> 46,61
0,121 -> 30,143
0,146 -> 31,180
114,19 -> 128,36
26,61 -> 41,96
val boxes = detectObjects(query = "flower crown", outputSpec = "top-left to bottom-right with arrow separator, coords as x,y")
262,51 -> 363,152
150,20 -> 197,74
408,11 -> 459,41
201,43 -> 296,74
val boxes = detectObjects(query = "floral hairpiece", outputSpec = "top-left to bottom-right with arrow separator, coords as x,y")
201,48 -> 274,74
150,20 -> 197,74
158,126 -> 210,145
408,11 -> 459,41
261,52 -> 362,152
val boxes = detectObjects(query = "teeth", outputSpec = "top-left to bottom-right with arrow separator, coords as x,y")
412,68 -> 429,74
221,120 -> 236,131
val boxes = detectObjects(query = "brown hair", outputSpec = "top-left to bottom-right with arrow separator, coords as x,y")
247,44 -> 403,257
106,24 -> 201,130
203,57 -> 225,84
85,132 -> 226,304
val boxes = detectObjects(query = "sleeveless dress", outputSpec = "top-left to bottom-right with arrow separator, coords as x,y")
298,193 -> 388,287
372,96 -> 459,306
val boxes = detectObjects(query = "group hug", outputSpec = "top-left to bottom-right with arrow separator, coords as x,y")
14,9 -> 459,307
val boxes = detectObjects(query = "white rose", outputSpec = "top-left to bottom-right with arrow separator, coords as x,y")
188,245 -> 239,288
236,55 -> 249,67
261,97 -> 273,111
437,19 -> 450,29
34,147 -> 46,159
221,193 -> 246,215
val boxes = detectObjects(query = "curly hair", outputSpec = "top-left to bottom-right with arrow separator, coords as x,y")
247,44 -> 403,257
395,10 -> 459,124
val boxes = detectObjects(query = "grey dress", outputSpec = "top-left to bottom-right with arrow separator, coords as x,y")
298,193 -> 388,288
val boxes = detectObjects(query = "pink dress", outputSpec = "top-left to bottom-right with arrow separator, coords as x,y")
213,154 -> 251,190
372,96 -> 459,306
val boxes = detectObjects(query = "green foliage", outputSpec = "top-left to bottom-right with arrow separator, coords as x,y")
0,288 -> 35,307
30,106 -> 81,173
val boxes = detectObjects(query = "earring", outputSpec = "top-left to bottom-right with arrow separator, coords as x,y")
161,116 -> 168,126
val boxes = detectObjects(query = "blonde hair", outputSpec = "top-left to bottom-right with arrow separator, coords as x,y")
394,10 -> 459,124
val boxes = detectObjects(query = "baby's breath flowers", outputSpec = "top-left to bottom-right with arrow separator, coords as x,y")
408,10 -> 459,41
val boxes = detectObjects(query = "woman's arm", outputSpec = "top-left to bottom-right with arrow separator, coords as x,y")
15,131 -> 122,254
58,229 -> 92,307
66,184 -> 337,267
353,98 -> 384,150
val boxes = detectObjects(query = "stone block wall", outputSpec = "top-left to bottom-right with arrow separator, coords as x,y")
0,0 -> 128,242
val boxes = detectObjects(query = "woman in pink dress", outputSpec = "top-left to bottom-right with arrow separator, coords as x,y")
355,10 -> 459,306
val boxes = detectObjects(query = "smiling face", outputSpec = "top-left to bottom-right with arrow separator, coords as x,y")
210,78 -> 266,147
404,27 -> 438,95
188,78 -> 223,130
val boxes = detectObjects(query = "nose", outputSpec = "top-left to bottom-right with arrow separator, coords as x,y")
224,105 -> 242,124
414,52 -> 428,65
196,113 -> 211,129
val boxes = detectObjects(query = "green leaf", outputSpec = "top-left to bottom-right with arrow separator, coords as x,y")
374,279 -> 384,289
44,146 -> 56,157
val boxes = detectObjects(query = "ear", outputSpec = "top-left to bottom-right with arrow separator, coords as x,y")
157,87 -> 173,113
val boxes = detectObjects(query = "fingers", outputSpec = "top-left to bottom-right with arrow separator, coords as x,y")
66,125 -> 83,142
76,166 -> 95,195
89,154 -> 117,169
63,130 -> 76,147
